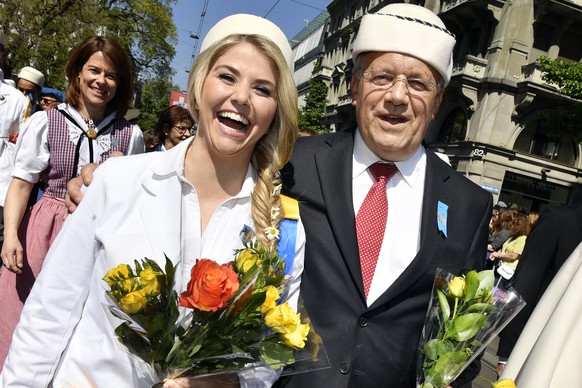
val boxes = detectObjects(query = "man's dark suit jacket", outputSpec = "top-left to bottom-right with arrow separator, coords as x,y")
497,205 -> 582,359
277,132 -> 492,388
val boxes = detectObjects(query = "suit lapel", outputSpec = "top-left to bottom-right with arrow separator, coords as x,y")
369,151 -> 451,310
315,132 -> 366,297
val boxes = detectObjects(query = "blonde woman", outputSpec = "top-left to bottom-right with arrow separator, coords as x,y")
1,15 -> 303,388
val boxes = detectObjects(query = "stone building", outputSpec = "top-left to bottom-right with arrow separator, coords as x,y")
298,0 -> 582,210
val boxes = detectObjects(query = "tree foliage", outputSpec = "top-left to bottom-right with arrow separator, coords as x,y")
0,0 -> 177,109
298,78 -> 329,134
137,77 -> 177,131
538,56 -> 582,143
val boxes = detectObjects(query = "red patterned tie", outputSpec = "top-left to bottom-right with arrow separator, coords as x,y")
356,162 -> 398,297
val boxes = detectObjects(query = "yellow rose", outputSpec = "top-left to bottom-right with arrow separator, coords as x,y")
449,276 -> 466,299
493,379 -> 516,388
235,249 -> 260,274
139,267 -> 162,297
119,290 -> 148,314
282,323 -> 310,349
120,277 -> 141,293
261,286 -> 280,313
103,264 -> 134,286
265,302 -> 301,334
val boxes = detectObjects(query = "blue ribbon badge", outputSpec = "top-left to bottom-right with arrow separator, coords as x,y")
437,201 -> 448,238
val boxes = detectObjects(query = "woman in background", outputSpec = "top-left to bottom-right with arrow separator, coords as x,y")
0,35 -> 144,368
153,105 -> 195,151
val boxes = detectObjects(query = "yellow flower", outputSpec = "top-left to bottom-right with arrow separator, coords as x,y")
449,276 -> 466,299
103,264 -> 134,286
264,302 -> 301,334
282,322 -> 310,348
261,286 -> 280,313
235,249 -> 260,274
119,290 -> 148,314
493,378 -> 516,388
139,267 -> 162,297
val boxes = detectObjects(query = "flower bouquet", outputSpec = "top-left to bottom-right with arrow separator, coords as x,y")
417,268 -> 525,388
102,239 -> 328,386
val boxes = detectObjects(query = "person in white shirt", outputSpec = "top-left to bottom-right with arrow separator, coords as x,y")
0,28 -> 29,254
1,14 -> 304,388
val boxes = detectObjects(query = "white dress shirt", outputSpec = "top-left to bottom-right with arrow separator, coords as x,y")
352,129 -> 426,306
0,79 -> 29,206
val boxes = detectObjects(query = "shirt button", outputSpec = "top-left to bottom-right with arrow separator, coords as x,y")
339,363 -> 350,374
359,317 -> 368,327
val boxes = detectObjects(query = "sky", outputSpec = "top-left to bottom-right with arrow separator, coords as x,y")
170,0 -> 331,92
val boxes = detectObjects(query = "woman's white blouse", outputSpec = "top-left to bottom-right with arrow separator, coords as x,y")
12,104 -> 145,183
0,138 -> 305,388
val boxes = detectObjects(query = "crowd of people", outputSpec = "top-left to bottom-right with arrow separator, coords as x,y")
0,4 -> 581,388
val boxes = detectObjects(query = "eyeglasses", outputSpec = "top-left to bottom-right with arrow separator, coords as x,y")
40,97 -> 59,106
362,71 -> 440,96
173,125 -> 194,135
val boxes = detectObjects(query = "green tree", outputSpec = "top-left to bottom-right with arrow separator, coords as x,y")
0,0 -> 177,92
137,77 -> 177,130
538,56 -> 582,143
298,78 -> 329,134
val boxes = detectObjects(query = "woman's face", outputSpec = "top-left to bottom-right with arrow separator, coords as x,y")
164,120 -> 193,149
78,51 -> 118,117
195,42 -> 278,162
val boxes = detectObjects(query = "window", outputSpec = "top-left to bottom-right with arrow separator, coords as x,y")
438,108 -> 467,143
514,120 -> 577,165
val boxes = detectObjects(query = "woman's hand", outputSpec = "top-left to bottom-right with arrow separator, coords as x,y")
1,233 -> 24,274
162,374 -> 240,388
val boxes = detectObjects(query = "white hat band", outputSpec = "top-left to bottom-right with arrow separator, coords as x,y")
200,14 -> 294,70
352,5 -> 456,86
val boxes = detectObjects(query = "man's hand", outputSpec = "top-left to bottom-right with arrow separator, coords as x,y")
497,362 -> 506,377
162,374 -> 239,387
64,152 -> 123,215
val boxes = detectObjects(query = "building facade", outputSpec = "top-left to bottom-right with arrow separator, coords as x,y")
299,0 -> 582,210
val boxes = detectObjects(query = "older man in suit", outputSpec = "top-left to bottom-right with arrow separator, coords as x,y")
277,4 -> 492,388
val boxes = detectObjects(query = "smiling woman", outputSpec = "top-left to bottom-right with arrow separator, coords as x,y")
1,15 -> 304,388
0,35 -> 145,369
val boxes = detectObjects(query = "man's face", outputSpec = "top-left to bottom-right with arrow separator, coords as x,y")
17,79 -> 41,102
351,52 -> 444,161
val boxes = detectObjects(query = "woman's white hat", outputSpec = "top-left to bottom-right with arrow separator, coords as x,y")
352,4 -> 456,86
200,14 -> 294,70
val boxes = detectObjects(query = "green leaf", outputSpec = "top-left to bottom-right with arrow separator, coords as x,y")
465,303 -> 495,314
436,289 -> 450,321
464,270 -> 479,301
448,313 -> 487,341
424,339 -> 455,361
259,340 -> 295,369
433,351 -> 468,381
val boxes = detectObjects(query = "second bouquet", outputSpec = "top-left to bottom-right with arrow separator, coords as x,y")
102,237 -> 326,386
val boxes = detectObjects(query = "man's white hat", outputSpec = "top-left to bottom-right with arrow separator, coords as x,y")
200,14 -> 294,70
17,66 -> 45,87
352,4 -> 456,86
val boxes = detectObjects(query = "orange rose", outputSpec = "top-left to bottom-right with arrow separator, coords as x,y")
179,259 -> 239,312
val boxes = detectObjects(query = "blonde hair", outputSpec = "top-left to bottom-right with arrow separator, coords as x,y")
187,34 -> 299,250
